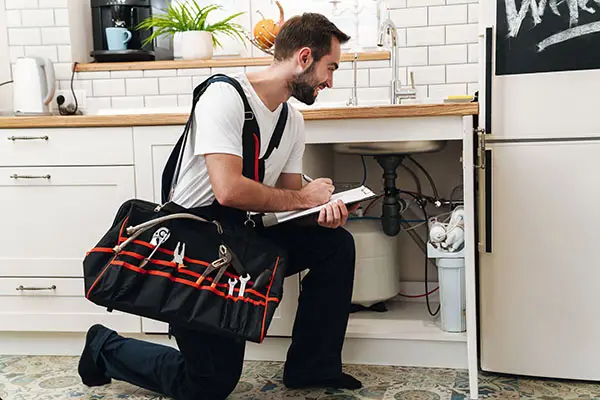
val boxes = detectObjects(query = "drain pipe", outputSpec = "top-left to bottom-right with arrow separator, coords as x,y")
375,155 -> 405,236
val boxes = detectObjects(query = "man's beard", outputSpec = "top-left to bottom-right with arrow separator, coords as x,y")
290,63 -> 322,105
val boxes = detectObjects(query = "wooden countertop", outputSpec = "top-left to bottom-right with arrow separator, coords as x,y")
0,103 -> 478,129
75,51 -> 390,72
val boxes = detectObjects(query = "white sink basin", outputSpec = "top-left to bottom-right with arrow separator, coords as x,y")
334,140 -> 447,155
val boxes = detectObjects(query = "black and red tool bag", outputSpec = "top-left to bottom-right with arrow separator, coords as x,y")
83,74 -> 289,343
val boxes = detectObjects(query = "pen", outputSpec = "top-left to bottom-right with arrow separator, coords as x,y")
302,174 -> 314,183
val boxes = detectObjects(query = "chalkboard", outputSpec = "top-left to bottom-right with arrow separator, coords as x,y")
496,0 -> 600,75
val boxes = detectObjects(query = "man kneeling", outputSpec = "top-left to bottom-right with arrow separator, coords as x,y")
78,12 -> 361,400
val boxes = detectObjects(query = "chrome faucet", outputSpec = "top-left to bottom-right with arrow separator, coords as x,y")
377,17 -> 416,104
346,52 -> 358,106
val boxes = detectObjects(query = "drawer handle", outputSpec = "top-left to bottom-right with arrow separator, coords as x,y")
7,135 -> 49,141
16,285 -> 57,291
10,174 -> 51,179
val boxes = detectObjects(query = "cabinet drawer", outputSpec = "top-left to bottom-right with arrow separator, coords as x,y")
0,166 -> 135,277
1,127 -> 134,166
0,278 -> 141,332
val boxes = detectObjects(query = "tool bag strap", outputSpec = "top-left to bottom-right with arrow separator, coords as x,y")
161,74 -> 289,205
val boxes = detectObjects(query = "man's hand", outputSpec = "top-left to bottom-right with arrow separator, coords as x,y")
299,178 -> 335,208
317,199 -> 348,228
317,201 -> 361,229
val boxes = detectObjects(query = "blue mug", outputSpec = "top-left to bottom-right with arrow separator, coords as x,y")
106,27 -> 132,51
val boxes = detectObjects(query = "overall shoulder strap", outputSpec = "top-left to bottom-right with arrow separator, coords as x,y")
254,102 -> 289,183
263,103 -> 288,161
161,74 -> 259,204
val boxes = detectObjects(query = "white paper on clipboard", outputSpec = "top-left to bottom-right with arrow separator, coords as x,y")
260,185 -> 377,227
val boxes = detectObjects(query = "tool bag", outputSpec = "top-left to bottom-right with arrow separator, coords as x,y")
83,74 -> 289,343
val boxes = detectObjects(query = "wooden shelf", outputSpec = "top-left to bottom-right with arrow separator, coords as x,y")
74,51 -> 390,72
0,103 -> 478,129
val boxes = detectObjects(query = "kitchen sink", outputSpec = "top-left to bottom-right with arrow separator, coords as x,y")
333,140 -> 447,156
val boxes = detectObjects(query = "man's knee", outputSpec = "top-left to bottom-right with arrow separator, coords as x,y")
334,226 -> 356,255
329,227 -> 356,274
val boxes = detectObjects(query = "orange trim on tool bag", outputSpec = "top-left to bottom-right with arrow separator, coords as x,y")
109,260 -> 276,306
118,217 -> 129,242
117,239 -> 239,280
253,133 -> 259,181
261,256 -> 280,341
86,247 -> 113,256
86,254 -> 117,299
87,246 -> 250,290
85,219 -> 128,298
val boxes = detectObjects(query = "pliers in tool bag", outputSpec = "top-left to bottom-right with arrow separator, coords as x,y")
195,244 -> 232,286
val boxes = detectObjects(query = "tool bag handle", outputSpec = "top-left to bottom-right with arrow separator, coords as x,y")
161,74 -> 288,205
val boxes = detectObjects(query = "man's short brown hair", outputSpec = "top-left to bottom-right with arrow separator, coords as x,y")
274,13 -> 350,62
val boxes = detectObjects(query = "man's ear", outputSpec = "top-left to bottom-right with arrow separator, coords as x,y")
296,47 -> 313,70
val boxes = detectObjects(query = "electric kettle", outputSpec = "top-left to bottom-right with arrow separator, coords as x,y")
13,57 -> 56,115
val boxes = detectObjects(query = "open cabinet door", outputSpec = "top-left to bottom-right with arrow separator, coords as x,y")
478,139 -> 600,380
463,115 -> 479,400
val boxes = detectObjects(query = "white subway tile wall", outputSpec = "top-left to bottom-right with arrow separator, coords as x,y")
57,45 -> 71,62
110,70 -> 143,79
141,69 -> 175,77
111,96 -> 145,109
158,77 -> 192,95
428,5 -> 468,26
54,9 -> 69,26
92,79 -> 126,97
125,78 -> 159,96
2,0 -> 479,111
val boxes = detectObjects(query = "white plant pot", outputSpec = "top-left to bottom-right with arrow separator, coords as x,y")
173,32 -> 183,59
180,31 -> 213,60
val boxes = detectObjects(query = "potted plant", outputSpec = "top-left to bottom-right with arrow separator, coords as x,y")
137,1 -> 245,60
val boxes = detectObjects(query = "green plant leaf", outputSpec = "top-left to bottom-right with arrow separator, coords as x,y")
136,1 -> 246,49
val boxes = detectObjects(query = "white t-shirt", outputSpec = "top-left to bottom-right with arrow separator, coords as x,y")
171,73 -> 306,209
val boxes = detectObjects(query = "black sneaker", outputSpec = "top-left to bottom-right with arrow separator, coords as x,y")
78,324 -> 111,387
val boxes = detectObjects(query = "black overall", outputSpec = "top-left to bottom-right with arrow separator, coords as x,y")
85,76 -> 357,400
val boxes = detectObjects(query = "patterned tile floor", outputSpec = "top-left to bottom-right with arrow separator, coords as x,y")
2,356 -> 600,399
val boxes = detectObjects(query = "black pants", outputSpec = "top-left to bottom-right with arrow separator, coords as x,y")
88,224 -> 356,400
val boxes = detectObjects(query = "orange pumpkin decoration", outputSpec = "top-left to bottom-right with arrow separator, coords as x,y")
253,1 -> 285,50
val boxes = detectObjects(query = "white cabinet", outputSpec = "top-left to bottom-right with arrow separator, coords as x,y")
0,125 -> 140,333
132,126 -> 299,336
0,162 -> 140,332
133,126 -> 182,203
1,128 -> 134,166
0,278 -> 140,333
478,140 -> 600,380
0,166 -> 135,277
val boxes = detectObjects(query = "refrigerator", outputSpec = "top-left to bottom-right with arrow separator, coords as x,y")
476,0 -> 600,381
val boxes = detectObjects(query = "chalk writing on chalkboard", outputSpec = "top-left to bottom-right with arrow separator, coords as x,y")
496,0 -> 600,75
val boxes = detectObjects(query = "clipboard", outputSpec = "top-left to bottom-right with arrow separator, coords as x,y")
260,185 -> 378,227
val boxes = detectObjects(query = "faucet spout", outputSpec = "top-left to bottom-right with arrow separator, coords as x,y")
377,18 -> 416,104
377,19 -> 397,47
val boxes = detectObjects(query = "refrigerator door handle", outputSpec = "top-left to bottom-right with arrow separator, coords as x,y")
484,148 -> 492,253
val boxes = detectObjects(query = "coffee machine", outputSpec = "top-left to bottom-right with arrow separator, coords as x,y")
90,0 -> 173,62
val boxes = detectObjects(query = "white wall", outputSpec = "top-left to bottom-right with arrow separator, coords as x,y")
0,1 -> 13,111
0,0 -> 479,112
